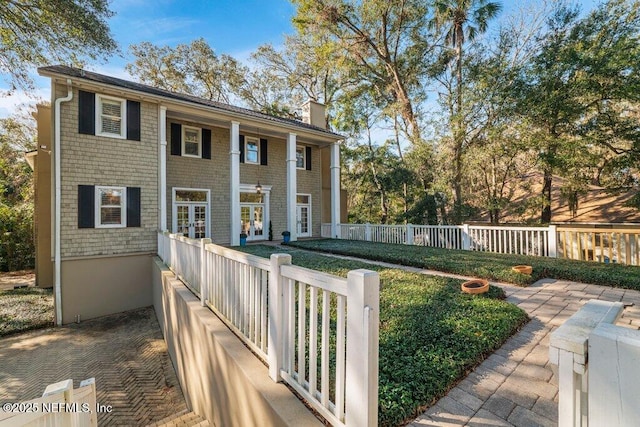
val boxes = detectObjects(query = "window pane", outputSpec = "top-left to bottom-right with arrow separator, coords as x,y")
185,129 -> 199,143
101,207 -> 122,224
296,147 -> 305,168
296,195 -> 309,204
100,188 -> 122,206
246,141 -> 258,163
185,141 -> 199,156
175,190 -> 207,202
240,193 -> 263,203
101,100 -> 121,117
101,117 -> 121,135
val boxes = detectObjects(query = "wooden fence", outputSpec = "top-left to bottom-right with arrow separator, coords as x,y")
158,232 -> 379,427
322,223 -> 640,265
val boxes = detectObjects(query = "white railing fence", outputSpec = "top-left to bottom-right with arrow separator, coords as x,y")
157,232 -> 379,427
0,378 -> 97,427
321,223 -> 640,265
549,300 -> 640,427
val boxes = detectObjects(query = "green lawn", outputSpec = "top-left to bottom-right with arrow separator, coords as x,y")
288,239 -> 640,290
239,245 -> 528,426
0,288 -> 54,337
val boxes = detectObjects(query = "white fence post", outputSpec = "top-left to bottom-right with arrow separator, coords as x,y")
42,379 -> 74,426
345,269 -> 379,427
268,253 -> 291,382
200,238 -> 211,307
462,224 -> 471,251
406,224 -> 413,245
548,224 -> 558,258
365,223 -> 372,242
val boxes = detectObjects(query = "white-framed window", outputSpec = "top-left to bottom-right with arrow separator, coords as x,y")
296,145 -> 306,169
245,137 -> 259,164
182,126 -> 202,157
96,94 -> 126,138
95,186 -> 126,228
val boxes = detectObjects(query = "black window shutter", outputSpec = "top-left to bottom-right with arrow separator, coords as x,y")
78,185 -> 95,228
78,91 -> 95,135
126,187 -> 141,227
202,129 -> 211,159
305,146 -> 312,170
239,135 -> 245,163
170,123 -> 182,156
126,100 -> 141,141
260,138 -> 268,165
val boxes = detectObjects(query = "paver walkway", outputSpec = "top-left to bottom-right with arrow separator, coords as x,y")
410,278 -> 640,426
0,307 -> 190,426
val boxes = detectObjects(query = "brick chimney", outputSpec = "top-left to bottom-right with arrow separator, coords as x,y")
301,99 -> 327,129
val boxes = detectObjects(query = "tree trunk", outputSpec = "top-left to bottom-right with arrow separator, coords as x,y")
541,168 -> 553,223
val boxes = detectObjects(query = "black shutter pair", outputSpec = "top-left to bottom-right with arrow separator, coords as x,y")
238,135 -> 268,165
78,185 -> 141,228
170,123 -> 211,159
78,90 -> 141,141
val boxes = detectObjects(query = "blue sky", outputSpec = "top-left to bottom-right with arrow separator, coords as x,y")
0,0 -> 600,117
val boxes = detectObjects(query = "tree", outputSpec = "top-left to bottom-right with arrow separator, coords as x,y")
0,109 -> 37,271
0,0 -> 117,91
430,0 -> 502,221
127,39 -> 248,104
516,0 -> 640,222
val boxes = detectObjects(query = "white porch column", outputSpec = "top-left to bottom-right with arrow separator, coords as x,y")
286,133 -> 297,241
230,121 -> 241,246
158,106 -> 167,232
330,141 -> 341,239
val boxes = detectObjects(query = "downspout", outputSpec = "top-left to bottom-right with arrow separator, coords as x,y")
54,79 -> 73,326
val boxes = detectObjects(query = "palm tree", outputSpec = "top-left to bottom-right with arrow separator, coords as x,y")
430,0 -> 502,221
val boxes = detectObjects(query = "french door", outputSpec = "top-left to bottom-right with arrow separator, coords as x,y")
241,204 -> 264,241
172,188 -> 210,239
296,194 -> 311,238
176,204 -> 207,239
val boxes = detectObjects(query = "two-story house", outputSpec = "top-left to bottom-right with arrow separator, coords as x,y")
32,65 -> 345,325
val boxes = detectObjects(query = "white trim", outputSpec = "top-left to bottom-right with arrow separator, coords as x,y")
171,187 -> 211,238
287,133 -> 298,241
296,193 -> 312,237
159,105 -> 167,231
181,125 -> 202,158
95,94 -> 126,139
230,121 -> 241,245
295,145 -> 306,169
95,186 -> 127,228
244,136 -> 260,164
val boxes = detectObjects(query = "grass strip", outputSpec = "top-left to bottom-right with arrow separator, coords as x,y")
239,245 -> 528,426
0,287 -> 54,337
289,239 -> 640,289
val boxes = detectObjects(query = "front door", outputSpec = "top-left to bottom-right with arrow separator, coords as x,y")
241,204 -> 264,241
296,194 -> 311,238
176,204 -> 208,239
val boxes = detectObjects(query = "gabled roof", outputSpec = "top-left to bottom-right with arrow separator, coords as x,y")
38,65 -> 342,139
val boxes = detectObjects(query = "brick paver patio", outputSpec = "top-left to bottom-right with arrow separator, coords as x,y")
0,307 -> 192,426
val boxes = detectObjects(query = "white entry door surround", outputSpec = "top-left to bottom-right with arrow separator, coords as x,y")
296,194 -> 311,238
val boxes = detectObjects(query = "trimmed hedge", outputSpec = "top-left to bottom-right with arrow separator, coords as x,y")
289,239 -> 640,290
238,245 -> 528,426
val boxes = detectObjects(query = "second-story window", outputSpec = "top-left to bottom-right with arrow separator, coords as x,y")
96,95 -> 126,138
182,126 -> 201,157
245,138 -> 259,164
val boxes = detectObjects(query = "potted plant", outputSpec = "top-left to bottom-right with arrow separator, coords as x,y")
240,232 -> 248,246
281,230 -> 291,244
